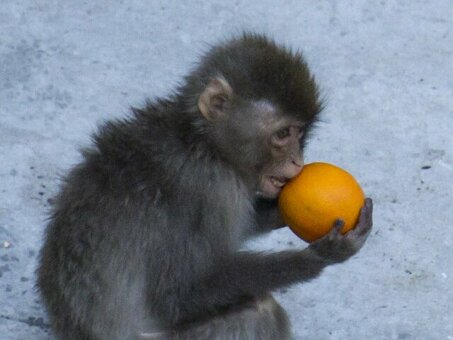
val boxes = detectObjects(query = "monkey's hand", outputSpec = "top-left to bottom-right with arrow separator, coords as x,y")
309,198 -> 373,264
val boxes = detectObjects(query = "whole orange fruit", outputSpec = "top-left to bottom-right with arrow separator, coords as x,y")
278,162 -> 365,243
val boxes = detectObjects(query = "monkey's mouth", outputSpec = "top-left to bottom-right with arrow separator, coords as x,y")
269,176 -> 287,188
260,175 -> 288,198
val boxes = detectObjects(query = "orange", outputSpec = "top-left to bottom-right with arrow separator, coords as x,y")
278,162 -> 365,243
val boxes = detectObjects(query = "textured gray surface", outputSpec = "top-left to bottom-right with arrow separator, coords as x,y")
1,1 -> 452,339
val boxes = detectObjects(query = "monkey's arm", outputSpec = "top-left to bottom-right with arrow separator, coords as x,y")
254,197 -> 286,231
163,199 -> 373,325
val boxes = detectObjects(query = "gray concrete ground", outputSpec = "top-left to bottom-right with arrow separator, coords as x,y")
1,1 -> 452,339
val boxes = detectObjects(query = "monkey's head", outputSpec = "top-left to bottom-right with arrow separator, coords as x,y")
182,34 -> 322,198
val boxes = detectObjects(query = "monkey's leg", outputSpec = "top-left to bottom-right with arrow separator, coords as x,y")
139,295 -> 291,340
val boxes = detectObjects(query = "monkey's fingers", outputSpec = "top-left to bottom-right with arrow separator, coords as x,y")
328,219 -> 345,240
351,198 -> 373,238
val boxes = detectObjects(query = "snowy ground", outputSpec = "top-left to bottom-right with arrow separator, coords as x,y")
1,1 -> 452,339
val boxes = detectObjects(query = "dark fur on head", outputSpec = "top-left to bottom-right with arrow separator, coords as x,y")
181,33 -> 321,118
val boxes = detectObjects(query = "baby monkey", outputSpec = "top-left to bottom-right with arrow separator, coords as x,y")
38,33 -> 373,340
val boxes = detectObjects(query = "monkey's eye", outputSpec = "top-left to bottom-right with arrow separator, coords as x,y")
275,127 -> 290,140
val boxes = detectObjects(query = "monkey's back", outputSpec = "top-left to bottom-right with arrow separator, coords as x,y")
37,112 -> 254,339
37,139 -> 158,338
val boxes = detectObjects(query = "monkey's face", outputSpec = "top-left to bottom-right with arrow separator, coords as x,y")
210,99 -> 306,199
197,77 -> 314,199
257,121 -> 305,199
210,100 -> 306,198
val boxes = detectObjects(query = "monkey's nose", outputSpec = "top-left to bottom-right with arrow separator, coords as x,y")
291,153 -> 304,168
284,160 -> 303,179
292,158 -> 303,168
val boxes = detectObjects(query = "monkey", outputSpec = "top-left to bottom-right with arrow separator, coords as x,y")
37,33 -> 373,340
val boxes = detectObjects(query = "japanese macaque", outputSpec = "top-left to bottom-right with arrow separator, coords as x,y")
37,33 -> 373,340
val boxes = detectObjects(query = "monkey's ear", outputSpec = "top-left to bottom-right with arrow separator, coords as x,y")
198,77 -> 233,121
